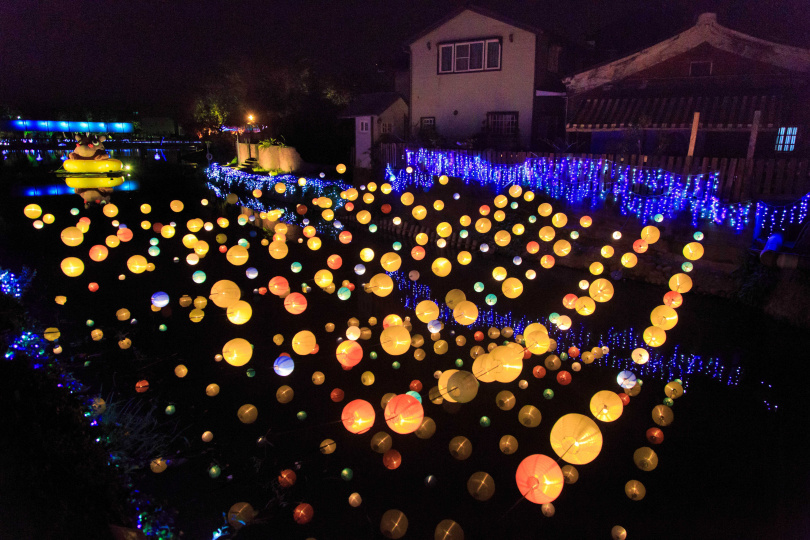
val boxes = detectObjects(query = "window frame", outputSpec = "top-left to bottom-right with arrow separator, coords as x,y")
437,37 -> 502,74
689,61 -> 713,77
486,111 -> 519,136
775,126 -> 798,152
420,117 -> 436,129
359,120 -> 370,133
380,121 -> 393,134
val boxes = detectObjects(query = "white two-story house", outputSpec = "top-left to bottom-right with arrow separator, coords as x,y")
407,6 -> 571,150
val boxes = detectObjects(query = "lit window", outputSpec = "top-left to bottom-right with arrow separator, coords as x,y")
438,39 -> 501,73
776,127 -> 797,152
359,120 -> 369,133
487,112 -> 518,135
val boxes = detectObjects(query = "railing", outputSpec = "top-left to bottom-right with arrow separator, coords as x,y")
376,143 -> 810,203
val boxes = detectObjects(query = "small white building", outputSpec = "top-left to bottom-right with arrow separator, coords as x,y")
341,92 -> 408,169
407,6 -> 568,149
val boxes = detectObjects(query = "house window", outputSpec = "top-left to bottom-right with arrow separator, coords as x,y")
487,112 -> 518,135
775,127 -> 797,152
359,120 -> 369,133
548,45 -> 562,73
689,61 -> 712,77
438,38 -> 501,74
420,117 -> 435,129
381,122 -> 392,134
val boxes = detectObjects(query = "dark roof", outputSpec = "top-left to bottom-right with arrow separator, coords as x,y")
567,93 -> 791,132
404,5 -> 541,46
340,93 -> 405,118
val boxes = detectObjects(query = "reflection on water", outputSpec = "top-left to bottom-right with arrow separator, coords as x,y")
2,147 -> 182,165
14,179 -> 140,197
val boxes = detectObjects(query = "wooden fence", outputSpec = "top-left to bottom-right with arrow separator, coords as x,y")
377,143 -> 810,203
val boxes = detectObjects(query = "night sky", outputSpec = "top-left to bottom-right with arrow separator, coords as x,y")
1,0 -> 808,114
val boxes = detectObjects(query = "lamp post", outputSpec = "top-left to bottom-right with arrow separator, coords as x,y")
245,114 -> 255,159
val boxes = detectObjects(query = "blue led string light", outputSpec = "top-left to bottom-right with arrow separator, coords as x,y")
0,266 -> 36,298
391,271 -> 740,387
755,192 -> 810,238
385,149 -> 754,229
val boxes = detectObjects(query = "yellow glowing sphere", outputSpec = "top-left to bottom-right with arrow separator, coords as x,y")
140,203 -> 151,214
601,245 -> 615,258
223,338 -> 253,366
268,241 -> 289,260
539,226 -> 555,242
359,248 -> 375,262
621,253 -> 638,268
538,203 -> 553,217
127,255 -> 148,274
494,230 -> 512,247
415,233 -> 429,246
210,280 -> 241,308
434,200 -> 445,211
588,278 -> 614,302
307,237 -> 322,251
314,269 -> 334,288
24,204 -> 42,219
412,205 -> 427,220
438,175 -> 449,185
502,277 -> 524,299
669,273 -> 693,293
226,245 -> 249,266
683,242 -> 704,261
61,226 -> 84,247
336,163 -> 347,174
575,296 -> 596,315
492,267 -> 508,281
650,305 -> 678,330
274,182 -> 287,194
589,262 -> 604,275
460,215 -> 471,227
475,218 -> 492,234
401,192 -> 414,206
292,330 -> 317,355
457,251 -> 472,265
512,223 -> 525,235
369,273 -> 394,297
103,204 -> 118,218
640,225 -> 661,244
551,213 -> 568,228
493,210 -> 506,222
160,225 -> 176,239
643,325 -> 667,347
226,300 -> 253,325
540,255 -> 555,269
494,194 -> 508,208
436,222 -> 452,238
508,185 -> 523,198
553,240 -> 571,256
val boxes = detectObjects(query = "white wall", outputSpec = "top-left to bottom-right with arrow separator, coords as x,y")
355,116 -> 373,168
410,10 -> 536,148
378,99 -> 409,141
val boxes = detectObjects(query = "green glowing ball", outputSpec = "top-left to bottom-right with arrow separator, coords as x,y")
663,397 -> 674,407
474,282 -> 485,293
682,262 -> 693,272
570,231 -> 579,239
479,416 -> 491,427
485,294 -> 497,306
297,411 -> 307,421
370,351 -> 378,360
291,262 -> 302,273
86,319 -> 94,327
192,270 -> 207,283
459,229 -> 468,239
149,237 -> 159,246
159,324 -> 168,332
543,389 -> 555,400
70,208 -> 80,216
246,368 -> 256,378
392,242 -> 402,251
148,246 -> 160,257
165,404 -> 176,415
369,224 -> 378,233
654,213 -> 664,223
208,465 -> 221,478
391,361 -> 400,370
454,358 -> 463,367
510,202 -> 518,210
693,231 -> 704,241
528,215 -> 537,224
560,352 -> 568,361
341,468 -> 354,481
549,312 -> 560,323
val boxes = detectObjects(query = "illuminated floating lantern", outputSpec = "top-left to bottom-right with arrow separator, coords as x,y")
669,273 -> 693,293
453,301 -> 479,326
634,446 -> 659,471
631,348 -> 650,364
24,204 -> 42,219
226,300 -> 253,324
267,240 -> 289,260
540,255 -> 555,269
663,291 -> 683,308
650,305 -> 678,330
665,380 -> 684,399
589,262 -> 604,275
61,226 -> 84,247
515,454 -> 564,504
268,276 -> 290,297
384,394 -> 424,434
621,252 -> 638,268
88,244 -> 109,262
380,509 -> 408,539
502,277 -> 523,299
335,340 -> 363,368
275,385 -> 294,403
342,399 -> 375,434
518,405 -> 542,427
445,289 -> 466,309
226,245 -> 249,266
237,404 -> 258,424
643,325 -> 666,347
590,391 -> 624,422
314,269 -> 334,288
60,257 -> 85,277
562,294 -> 578,309
553,240 -> 571,257
222,338 -> 252,367
638,225 -> 660,245
467,471 -> 496,502
448,436 -> 472,460
474,217 -> 493,234
499,434 -> 519,455
588,278 -> 614,302
292,331 -> 316,355
416,300 -> 440,323
551,213 -> 568,228
283,292 -> 308,315
575,296 -> 596,316
369,273 -> 395,297
116,227 -> 133,242
380,252 -> 402,272
494,230 -> 511,247
683,241 -> 704,260
371,431 -> 393,454
380,325 -> 411,356
625,480 -> 646,501
556,315 -> 572,330
537,203 -> 553,217
210,280 -> 241,308
446,370 -> 479,402
135,379 -> 150,393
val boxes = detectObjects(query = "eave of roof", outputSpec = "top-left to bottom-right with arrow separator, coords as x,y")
404,4 -> 541,47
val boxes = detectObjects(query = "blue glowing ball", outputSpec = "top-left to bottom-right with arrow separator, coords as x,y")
369,224 -> 378,233
485,294 -> 498,306
549,312 -> 560,323
246,267 -> 258,279
693,231 -> 704,241
149,237 -> 159,246
393,242 -> 402,251
148,246 -> 160,257
151,291 -> 170,308
291,262 -> 303,273
473,282 -> 485,292
654,213 -> 664,223
192,270 -> 206,284
453,193 -> 460,200
480,243 -> 490,252
510,201 -> 518,209
238,238 -> 249,247
513,256 -> 522,265
337,287 -> 352,300
274,355 -> 295,376
528,215 -> 537,223
302,218 -> 310,225
354,264 -> 366,275
334,220 -> 343,229
427,320 -> 442,333
406,390 -> 422,403
459,229 -> 468,239
617,370 -> 637,389
682,262 -> 693,272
